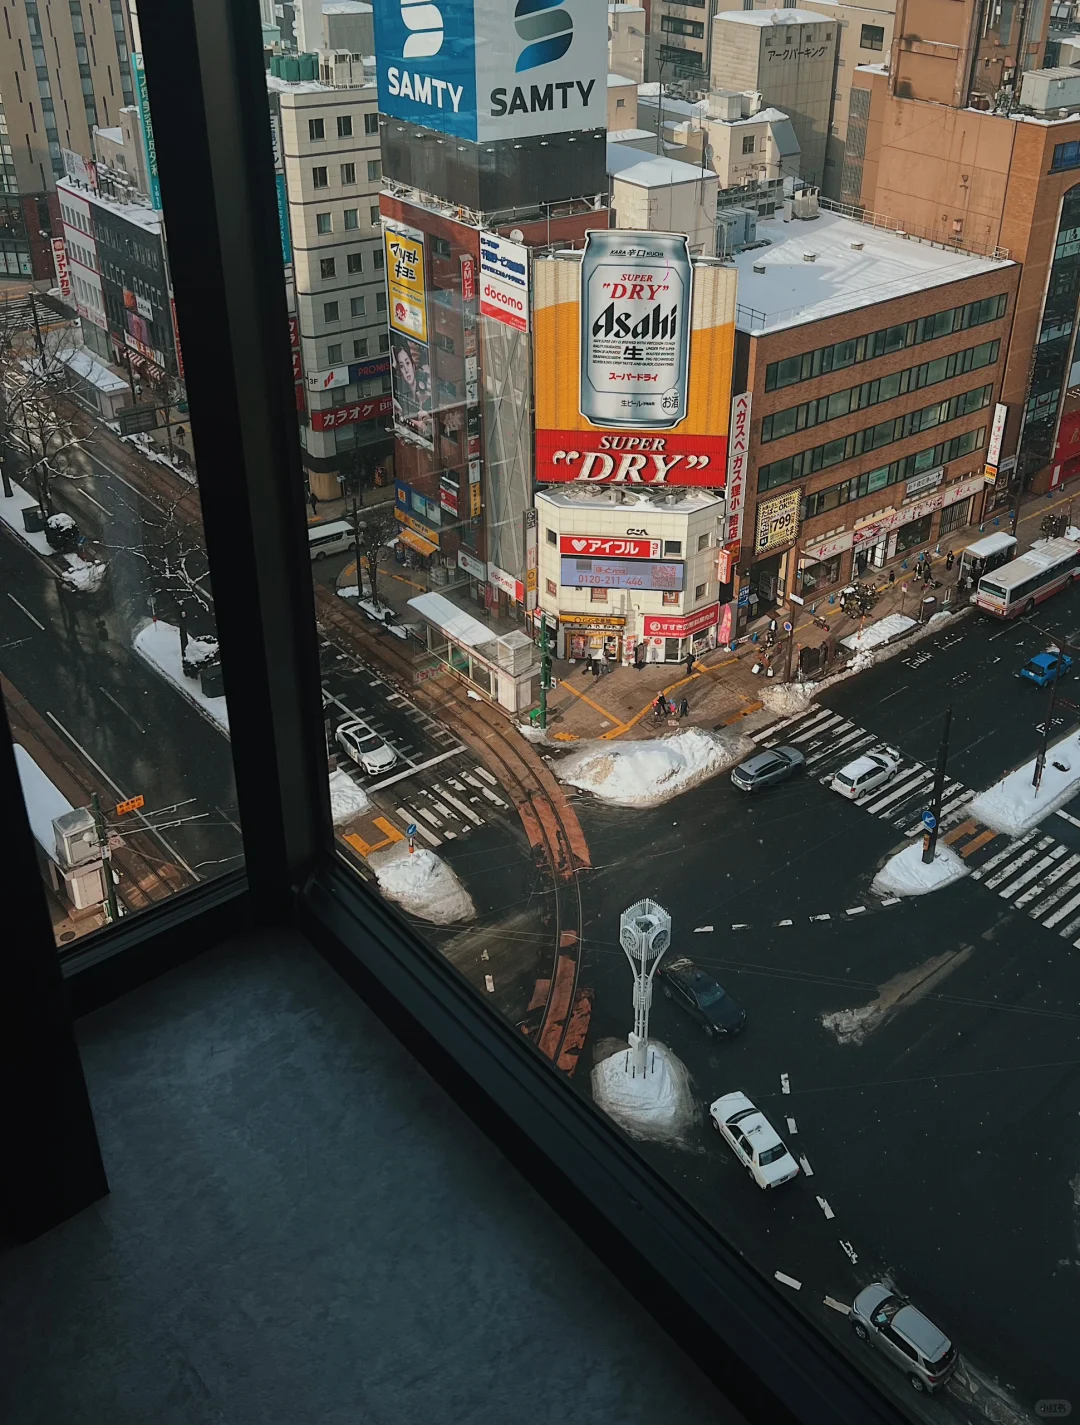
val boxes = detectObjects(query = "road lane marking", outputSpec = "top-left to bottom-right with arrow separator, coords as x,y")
693,925 -> 713,933
780,1073 -> 790,1094
7,594 -> 44,630
1016,851 -> 1080,906
960,828 -> 998,858
43,710 -> 197,877
434,784 -> 483,825
98,684 -> 146,734
970,832 -> 1035,879
72,487 -> 113,517
985,839 -> 1051,889
824,1297 -> 851,1315
846,906 -> 866,915
367,747 -> 466,790
799,1155 -> 814,1176
880,896 -> 901,906
484,974 -> 495,992
1056,808 -> 1080,829
999,847 -> 1067,899
816,1196 -> 835,1220
774,1272 -> 802,1290
1042,884 -> 1080,928
786,1117 -> 797,1134
394,805 -> 440,846
1030,864 -> 1080,916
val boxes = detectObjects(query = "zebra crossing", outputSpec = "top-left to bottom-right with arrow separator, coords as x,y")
751,706 -> 974,837
387,763 -> 509,847
754,705 -> 1080,947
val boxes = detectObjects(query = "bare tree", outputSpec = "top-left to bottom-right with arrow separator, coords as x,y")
355,502 -> 399,608
113,494 -> 213,661
0,301 -> 84,514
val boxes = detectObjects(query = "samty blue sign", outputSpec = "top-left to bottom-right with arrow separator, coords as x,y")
372,0 -> 607,144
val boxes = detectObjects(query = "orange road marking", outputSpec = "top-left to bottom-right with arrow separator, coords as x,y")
960,828 -> 998,858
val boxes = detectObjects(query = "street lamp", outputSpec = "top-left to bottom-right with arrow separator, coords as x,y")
619,898 -> 671,1074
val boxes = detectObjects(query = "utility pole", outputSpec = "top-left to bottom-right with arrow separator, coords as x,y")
922,706 -> 952,865
90,791 -> 120,923
350,497 -> 364,598
27,289 -> 44,358
1033,651 -> 1068,793
539,614 -> 551,729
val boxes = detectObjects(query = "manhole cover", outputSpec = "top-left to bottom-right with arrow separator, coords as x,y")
59,931 -> 76,942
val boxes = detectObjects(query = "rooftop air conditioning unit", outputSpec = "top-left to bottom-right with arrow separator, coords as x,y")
803,251 -> 817,262
753,261 -> 766,274
850,239 -> 864,250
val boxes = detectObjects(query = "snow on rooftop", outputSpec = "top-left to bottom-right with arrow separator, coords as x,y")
266,74 -> 335,94
732,208 -> 1013,334
607,142 -> 714,187
607,128 -> 657,144
95,125 -> 123,143
57,175 -> 161,232
608,71 -> 637,87
408,591 -> 498,649
322,0 -> 370,10
13,745 -> 73,861
715,7 -> 829,24
52,347 -> 128,394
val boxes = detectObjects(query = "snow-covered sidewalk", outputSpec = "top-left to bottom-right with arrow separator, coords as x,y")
556,726 -> 754,808
132,618 -> 230,735
839,612 -> 917,654
367,842 -> 474,924
328,768 -> 373,826
871,841 -> 968,897
335,587 -> 410,640
969,729 -> 1080,837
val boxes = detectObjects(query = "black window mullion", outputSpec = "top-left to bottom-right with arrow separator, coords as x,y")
136,0 -> 330,918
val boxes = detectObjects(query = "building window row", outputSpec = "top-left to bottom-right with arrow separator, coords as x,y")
764,292 -> 1009,392
759,383 -> 994,490
761,339 -> 1000,443
660,14 -> 704,38
1051,140 -> 1080,173
800,425 -> 987,520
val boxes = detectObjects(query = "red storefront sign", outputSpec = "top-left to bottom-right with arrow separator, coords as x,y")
309,394 -> 392,431
461,256 -> 476,302
1053,408 -> 1080,477
537,430 -> 727,486
716,546 -> 735,584
51,238 -> 71,300
558,535 -> 661,559
642,603 -> 720,638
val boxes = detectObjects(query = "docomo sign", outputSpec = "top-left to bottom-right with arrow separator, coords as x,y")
642,603 -> 719,638
479,232 -> 528,333
559,535 -> 661,559
541,432 -> 717,484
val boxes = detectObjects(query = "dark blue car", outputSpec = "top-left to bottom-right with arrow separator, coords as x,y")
1018,651 -> 1073,688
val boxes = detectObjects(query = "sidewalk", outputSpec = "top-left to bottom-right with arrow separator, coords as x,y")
533,488 -> 1078,744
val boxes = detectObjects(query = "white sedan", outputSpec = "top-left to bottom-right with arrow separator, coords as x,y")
709,1091 -> 800,1190
831,747 -> 900,801
335,720 -> 398,775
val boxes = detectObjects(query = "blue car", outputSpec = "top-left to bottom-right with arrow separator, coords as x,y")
1018,651 -> 1073,688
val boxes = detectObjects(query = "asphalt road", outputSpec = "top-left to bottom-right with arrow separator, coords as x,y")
571,595 -> 1080,1423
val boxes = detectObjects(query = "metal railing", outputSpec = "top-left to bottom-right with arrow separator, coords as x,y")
816,195 -> 1011,262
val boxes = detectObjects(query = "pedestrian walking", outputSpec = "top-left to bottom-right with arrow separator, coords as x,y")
175,425 -> 186,446
654,693 -> 667,720
685,651 -> 695,678
634,641 -> 646,670
308,489 -> 318,515
888,567 -> 895,586
678,697 -> 690,720
945,549 -> 955,572
583,653 -> 594,677
592,657 -> 601,680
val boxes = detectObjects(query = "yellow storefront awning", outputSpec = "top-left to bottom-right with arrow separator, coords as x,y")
398,526 -> 439,557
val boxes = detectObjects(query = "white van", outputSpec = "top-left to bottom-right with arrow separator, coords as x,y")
308,520 -> 353,560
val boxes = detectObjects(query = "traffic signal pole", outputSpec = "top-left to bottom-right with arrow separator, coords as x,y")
539,614 -> 551,730
922,706 -> 952,865
90,791 -> 120,923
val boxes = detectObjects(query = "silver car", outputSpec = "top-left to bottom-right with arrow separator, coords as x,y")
851,1283 -> 957,1394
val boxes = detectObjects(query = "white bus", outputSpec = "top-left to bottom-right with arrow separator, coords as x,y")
959,531 -> 1017,582
975,537 -> 1080,618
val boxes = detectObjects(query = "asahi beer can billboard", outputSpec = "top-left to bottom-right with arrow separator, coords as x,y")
579,231 -> 691,428
533,232 -> 737,487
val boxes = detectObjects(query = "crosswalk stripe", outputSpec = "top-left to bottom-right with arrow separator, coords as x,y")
1016,852 -> 1080,907
754,706 -> 821,740
985,839 -> 1051,889
971,832 -> 1035,880
760,708 -> 834,742
1030,864 -> 1080,916
863,769 -> 933,815
807,732 -> 875,768
1040,881 -> 1080,927
999,848 -> 1063,899
789,714 -> 847,744
395,805 -> 441,846
474,766 -> 498,786
434,784 -> 484,826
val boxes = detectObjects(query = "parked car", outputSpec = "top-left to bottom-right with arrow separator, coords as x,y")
831,748 -> 900,800
335,720 -> 397,775
851,1283 -> 958,1394
1017,650 -> 1073,688
658,958 -> 745,1038
708,1091 -> 800,1189
730,746 -> 805,793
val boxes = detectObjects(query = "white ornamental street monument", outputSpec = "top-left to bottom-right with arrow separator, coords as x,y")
620,898 -> 671,1074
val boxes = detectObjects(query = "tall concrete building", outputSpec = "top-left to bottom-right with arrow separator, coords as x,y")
651,0 -> 714,85
845,0 -> 1080,492
268,69 -> 392,497
714,0 -> 896,199
710,9 -> 839,186
0,0 -> 137,279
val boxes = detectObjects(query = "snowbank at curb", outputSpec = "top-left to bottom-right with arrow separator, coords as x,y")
328,769 -> 372,826
591,1040 -> 694,1142
872,841 -> 968,897
367,842 -> 475,924
556,726 -> 753,807
132,619 -> 230,735
969,730 -> 1080,837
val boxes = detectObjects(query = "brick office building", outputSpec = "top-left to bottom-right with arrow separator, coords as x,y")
728,204 -> 1019,619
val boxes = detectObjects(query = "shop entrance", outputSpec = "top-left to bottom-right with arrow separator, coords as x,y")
750,554 -> 782,608
853,539 -> 887,577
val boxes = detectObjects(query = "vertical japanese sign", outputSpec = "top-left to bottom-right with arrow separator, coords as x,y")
51,238 -> 71,300
524,507 -> 538,612
276,174 -> 292,265
460,255 -> 476,303
723,392 -> 751,555
131,53 -> 162,211
384,223 -> 427,342
984,400 -> 1007,484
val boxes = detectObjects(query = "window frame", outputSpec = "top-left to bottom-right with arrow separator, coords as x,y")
11,8 -> 936,1423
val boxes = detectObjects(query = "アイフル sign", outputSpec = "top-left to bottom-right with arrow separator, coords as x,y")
558,535 -> 661,559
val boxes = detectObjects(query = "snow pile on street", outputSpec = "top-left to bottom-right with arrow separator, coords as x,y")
0,479 -> 56,557
969,730 -> 1080,836
761,680 -> 815,715
132,618 -> 230,735
871,841 -> 968,897
46,512 -> 76,531
59,556 -> 106,593
591,1040 -> 694,1142
121,430 -> 197,484
359,598 -> 409,641
337,584 -> 360,600
183,636 -> 219,668
557,727 -> 752,807
367,842 -> 475,924
327,768 -> 372,825
840,612 -> 917,654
